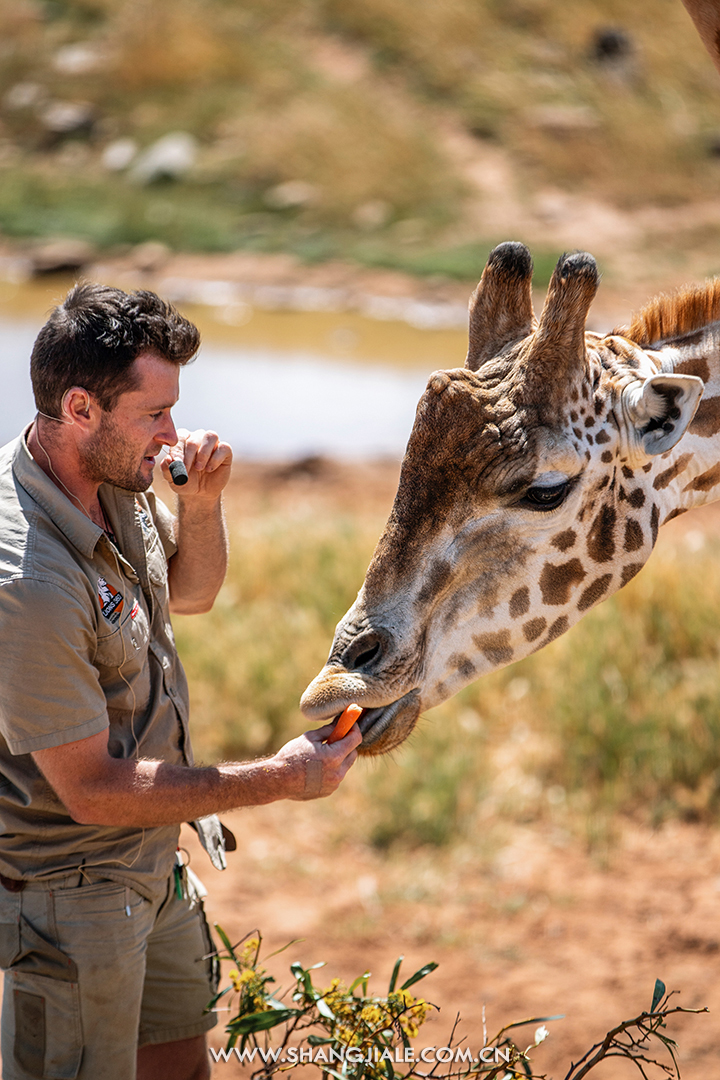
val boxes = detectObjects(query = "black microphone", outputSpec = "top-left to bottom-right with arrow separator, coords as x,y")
168,459 -> 189,486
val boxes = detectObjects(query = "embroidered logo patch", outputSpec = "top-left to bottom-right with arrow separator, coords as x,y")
97,576 -> 124,624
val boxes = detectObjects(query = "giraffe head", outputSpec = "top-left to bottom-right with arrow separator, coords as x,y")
300,242 -> 706,754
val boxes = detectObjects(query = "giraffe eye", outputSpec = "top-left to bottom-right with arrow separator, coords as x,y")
521,481 -> 571,511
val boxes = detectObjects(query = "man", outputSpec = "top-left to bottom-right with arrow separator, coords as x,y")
0,284 -> 360,1080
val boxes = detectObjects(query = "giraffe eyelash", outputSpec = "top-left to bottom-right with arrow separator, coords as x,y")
518,478 -> 575,512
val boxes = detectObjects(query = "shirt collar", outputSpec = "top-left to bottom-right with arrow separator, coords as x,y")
12,425 -> 104,558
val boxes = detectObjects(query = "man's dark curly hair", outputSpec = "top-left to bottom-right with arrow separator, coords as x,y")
31,283 -> 200,417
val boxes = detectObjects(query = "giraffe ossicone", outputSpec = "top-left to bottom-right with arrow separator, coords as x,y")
300,242 -> 719,755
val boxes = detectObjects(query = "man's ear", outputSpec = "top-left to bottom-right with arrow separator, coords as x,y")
61,387 -> 92,426
623,373 -> 704,456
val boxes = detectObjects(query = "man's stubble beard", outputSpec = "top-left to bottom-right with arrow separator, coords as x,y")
81,411 -> 153,493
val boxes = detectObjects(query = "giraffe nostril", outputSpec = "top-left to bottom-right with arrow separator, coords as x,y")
343,632 -> 386,672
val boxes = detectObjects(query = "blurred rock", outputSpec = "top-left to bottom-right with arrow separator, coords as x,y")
129,132 -> 198,184
589,26 -> 637,83
52,43 -> 104,75
129,241 -> 171,272
29,238 -> 96,274
39,100 -> 95,137
351,199 -> 392,230
101,137 -> 138,172
264,180 -> 319,209
525,104 -> 599,133
3,82 -> 44,110
590,26 -> 634,65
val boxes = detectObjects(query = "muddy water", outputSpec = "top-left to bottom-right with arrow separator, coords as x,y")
0,276 -> 467,460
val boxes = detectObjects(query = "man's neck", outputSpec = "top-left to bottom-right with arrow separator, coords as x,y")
27,420 -> 106,530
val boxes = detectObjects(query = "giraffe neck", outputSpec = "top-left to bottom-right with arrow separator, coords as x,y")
648,322 -> 720,520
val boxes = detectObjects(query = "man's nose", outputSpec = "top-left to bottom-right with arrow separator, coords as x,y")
160,415 -> 178,447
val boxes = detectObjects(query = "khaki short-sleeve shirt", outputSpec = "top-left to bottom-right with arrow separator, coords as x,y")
0,430 -> 194,900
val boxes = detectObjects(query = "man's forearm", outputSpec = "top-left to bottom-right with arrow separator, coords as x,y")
70,755 -> 295,826
32,725 -> 360,828
168,495 -> 228,614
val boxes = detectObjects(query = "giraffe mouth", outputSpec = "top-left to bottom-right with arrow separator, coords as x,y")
351,688 -> 421,753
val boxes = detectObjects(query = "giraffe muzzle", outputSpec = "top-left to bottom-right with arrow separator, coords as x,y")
353,688 -> 421,754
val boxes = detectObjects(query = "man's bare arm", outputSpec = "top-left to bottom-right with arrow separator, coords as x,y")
32,724 -> 360,827
163,428 -> 232,615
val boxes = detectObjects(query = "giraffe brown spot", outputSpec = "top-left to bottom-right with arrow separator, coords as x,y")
596,429 -> 611,444
587,503 -> 616,563
570,410 -> 578,423
690,396 -> 720,438
573,427 -> 582,439
584,416 -> 595,428
523,617 -> 546,642
621,562 -> 643,587
623,518 -> 644,552
621,465 -> 634,480
417,559 -> 453,604
595,476 -> 610,491
577,573 -> 612,612
618,486 -> 627,501
653,452 -> 694,490
586,434 -> 594,445
651,504 -> 659,545
594,397 -> 604,415
509,586 -> 530,619
545,615 -> 569,644
675,356 -> 710,383
571,387 -> 579,403
473,630 -> 513,666
683,462 -> 720,493
601,450 -> 613,463
642,462 -> 652,473
663,507 -> 688,524
539,558 -> 586,605
449,653 -> 477,680
551,529 -> 576,552
585,450 -> 591,461
627,488 -> 645,509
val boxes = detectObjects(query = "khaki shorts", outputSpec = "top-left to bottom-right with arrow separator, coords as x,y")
0,869 -> 218,1079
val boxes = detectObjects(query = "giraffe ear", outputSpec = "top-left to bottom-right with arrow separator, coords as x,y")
625,373 -> 704,456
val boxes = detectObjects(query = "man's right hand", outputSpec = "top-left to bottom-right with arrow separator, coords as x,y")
270,723 -> 362,800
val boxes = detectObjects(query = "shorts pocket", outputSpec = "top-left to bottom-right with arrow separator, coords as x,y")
10,971 -> 82,1079
7,917 -> 82,1079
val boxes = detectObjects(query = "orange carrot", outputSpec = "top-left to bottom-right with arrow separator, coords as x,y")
327,703 -> 363,743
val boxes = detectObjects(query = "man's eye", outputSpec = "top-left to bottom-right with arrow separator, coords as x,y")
150,412 -> 162,420
520,482 -> 570,511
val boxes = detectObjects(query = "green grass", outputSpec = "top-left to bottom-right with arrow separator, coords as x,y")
175,493 -> 720,850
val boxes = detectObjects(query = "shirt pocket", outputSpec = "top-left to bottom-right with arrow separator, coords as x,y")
95,598 -> 149,670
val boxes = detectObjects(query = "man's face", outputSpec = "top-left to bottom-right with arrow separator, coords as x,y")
82,351 -> 180,492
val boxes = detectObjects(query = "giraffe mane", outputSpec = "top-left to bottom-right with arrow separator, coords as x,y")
615,277 -> 720,347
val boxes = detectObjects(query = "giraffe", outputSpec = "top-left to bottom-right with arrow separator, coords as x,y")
300,242 -> 720,755
681,0 -> 720,78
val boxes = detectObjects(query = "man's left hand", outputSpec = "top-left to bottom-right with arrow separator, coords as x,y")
162,428 -> 233,501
